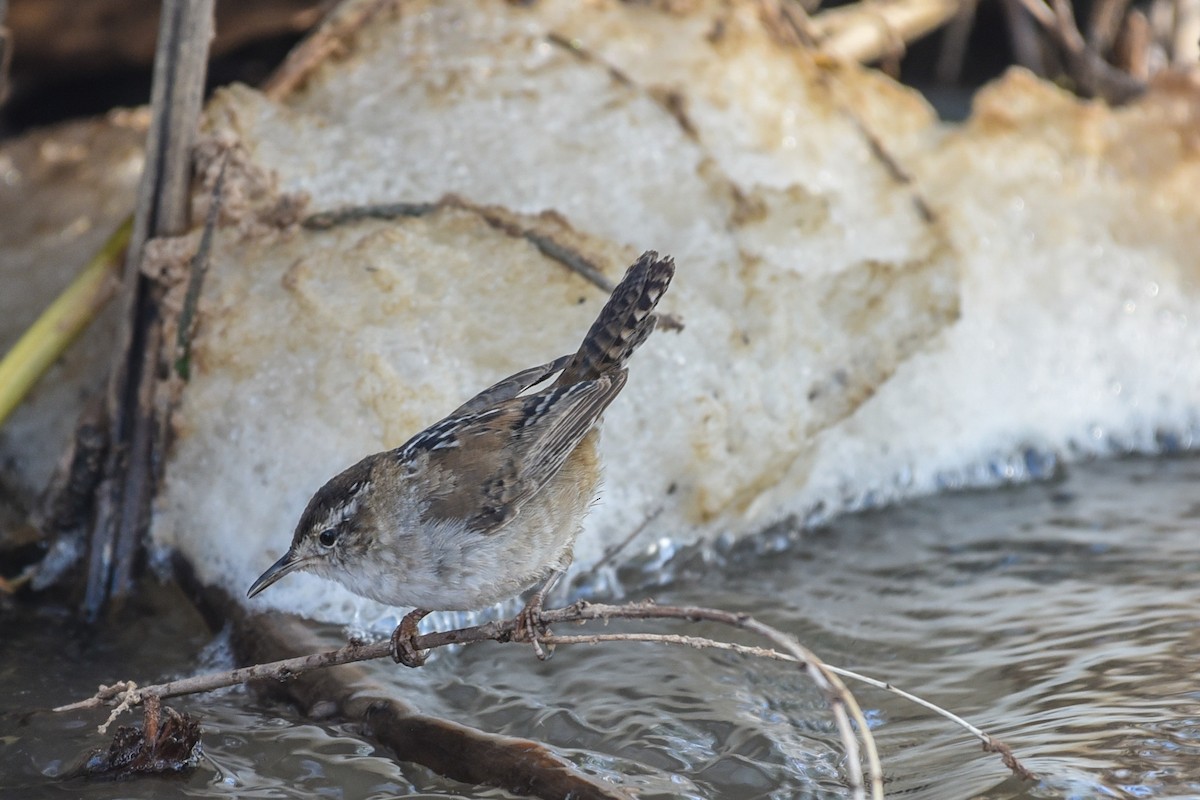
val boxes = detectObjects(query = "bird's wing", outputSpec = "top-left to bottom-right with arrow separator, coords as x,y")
409,370 -> 627,534
448,354 -> 572,416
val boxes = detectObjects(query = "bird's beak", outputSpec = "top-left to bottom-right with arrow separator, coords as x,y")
246,551 -> 308,598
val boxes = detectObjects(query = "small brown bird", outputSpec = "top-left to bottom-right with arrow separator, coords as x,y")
247,251 -> 674,665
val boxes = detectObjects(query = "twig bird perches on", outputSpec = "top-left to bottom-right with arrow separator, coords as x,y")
248,251 -> 676,665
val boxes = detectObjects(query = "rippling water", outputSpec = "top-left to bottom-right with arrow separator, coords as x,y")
4,456 -> 1200,798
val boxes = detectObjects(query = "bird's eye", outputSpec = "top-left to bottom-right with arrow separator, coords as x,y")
318,528 -> 339,548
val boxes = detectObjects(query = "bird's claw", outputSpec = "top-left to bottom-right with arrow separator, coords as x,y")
516,597 -> 555,661
390,608 -> 430,668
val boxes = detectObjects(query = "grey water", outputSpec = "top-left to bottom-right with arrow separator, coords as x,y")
3,455 -> 1199,799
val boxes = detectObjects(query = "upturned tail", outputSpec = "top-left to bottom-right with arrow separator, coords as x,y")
556,251 -> 675,385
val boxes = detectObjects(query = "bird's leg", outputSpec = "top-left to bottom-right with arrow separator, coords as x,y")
390,608 -> 431,667
517,566 -> 567,661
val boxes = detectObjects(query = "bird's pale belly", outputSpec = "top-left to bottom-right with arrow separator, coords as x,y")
333,436 -> 600,611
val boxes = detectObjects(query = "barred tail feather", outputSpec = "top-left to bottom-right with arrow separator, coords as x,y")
557,251 -> 675,385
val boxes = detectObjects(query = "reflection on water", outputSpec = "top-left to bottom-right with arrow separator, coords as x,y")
3,456 -> 1200,798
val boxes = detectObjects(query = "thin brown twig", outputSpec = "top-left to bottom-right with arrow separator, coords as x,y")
1012,0 -> 1055,29
263,0 -> 396,101
173,153 -> 227,380
302,197 -> 685,332
1012,0 -> 1146,101
1115,9 -> 1153,78
58,601 -> 878,798
1086,0 -> 1133,54
1050,0 -> 1087,52
935,0 -> 979,84
52,599 -> 1039,789
1001,0 -> 1049,74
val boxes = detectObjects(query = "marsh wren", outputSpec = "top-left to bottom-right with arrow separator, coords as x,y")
247,251 -> 675,665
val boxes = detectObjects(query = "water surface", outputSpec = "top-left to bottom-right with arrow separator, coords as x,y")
3,456 -> 1199,798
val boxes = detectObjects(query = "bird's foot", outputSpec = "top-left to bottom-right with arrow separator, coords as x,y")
390,608 -> 430,668
516,593 -> 555,661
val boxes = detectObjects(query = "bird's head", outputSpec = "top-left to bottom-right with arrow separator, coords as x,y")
246,458 -> 377,599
